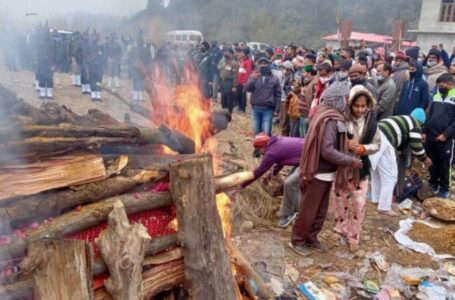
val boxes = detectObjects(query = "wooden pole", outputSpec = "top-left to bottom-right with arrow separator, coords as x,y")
170,153 -> 238,300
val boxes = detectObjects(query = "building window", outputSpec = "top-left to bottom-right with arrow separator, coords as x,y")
440,0 -> 455,22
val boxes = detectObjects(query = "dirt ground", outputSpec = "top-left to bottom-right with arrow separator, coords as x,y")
1,66 -> 453,298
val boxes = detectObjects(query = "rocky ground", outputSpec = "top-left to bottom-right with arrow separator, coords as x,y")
1,66 -> 454,299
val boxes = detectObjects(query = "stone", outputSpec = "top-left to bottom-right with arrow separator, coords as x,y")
363,235 -> 371,241
423,197 -> 455,222
240,220 -> 255,232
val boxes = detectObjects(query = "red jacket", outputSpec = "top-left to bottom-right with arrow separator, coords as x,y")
238,57 -> 253,85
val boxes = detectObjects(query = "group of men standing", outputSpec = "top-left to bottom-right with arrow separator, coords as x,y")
18,23 -> 153,102
190,41 -> 254,114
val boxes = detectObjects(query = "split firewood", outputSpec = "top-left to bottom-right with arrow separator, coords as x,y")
170,154 -> 238,300
21,239 -> 94,300
0,168 -> 167,231
93,234 -> 179,276
0,154 -> 106,201
94,260 -> 185,300
96,200 -> 151,300
0,235 -> 179,299
143,247 -> 183,266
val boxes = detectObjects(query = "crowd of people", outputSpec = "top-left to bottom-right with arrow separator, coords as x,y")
3,23 -> 455,256
235,42 -> 455,255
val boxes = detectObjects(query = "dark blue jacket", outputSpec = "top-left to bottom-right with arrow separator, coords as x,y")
395,62 -> 430,115
246,74 -> 282,111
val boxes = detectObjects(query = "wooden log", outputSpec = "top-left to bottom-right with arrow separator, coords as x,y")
143,247 -> 183,266
170,154 -> 238,300
0,168 -> 167,230
0,278 -> 33,300
215,171 -> 254,193
0,155 -> 107,201
93,234 -> 178,276
0,235 -> 179,299
95,260 -> 185,300
21,239 -> 94,300
0,124 -> 140,141
0,126 -> 195,159
230,246 -> 275,300
96,200 -> 151,300
0,170 -> 250,261
0,191 -> 172,261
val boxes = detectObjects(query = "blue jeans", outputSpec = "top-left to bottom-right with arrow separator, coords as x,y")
299,117 -> 309,137
252,107 -> 274,136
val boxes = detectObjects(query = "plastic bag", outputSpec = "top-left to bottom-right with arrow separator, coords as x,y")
417,281 -> 447,300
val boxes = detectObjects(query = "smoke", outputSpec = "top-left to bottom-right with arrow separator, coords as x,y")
2,0 -> 147,20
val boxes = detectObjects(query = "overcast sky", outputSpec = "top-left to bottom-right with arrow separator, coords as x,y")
1,0 -> 148,20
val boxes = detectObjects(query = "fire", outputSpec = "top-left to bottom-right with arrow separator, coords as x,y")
147,65 -> 214,155
216,193 -> 232,239
146,62 -> 229,243
160,145 -> 178,155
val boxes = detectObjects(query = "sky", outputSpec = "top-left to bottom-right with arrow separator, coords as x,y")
0,0 -> 148,20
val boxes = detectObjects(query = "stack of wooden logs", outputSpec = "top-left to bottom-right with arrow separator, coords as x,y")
0,85 -> 272,299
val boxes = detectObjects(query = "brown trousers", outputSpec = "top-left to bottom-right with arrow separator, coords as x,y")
291,178 -> 332,246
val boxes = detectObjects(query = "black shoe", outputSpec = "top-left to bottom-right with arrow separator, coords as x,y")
46,96 -> 54,100
288,242 -> 311,256
306,240 -> 328,253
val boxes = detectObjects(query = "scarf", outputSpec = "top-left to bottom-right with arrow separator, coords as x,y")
358,111 -> 377,180
300,104 -> 349,191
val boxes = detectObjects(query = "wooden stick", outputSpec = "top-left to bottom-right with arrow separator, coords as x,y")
170,153 -> 238,300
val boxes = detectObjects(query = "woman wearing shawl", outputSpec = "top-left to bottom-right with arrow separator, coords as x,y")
289,80 -> 363,257
333,85 -> 381,252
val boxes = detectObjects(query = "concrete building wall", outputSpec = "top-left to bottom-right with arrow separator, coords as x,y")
418,0 -> 455,32
416,33 -> 455,53
412,0 -> 455,53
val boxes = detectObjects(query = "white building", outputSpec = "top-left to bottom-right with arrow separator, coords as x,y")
409,0 -> 455,53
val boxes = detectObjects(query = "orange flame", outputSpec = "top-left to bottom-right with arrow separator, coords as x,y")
147,65 -> 215,155
216,193 -> 232,239
146,62 -> 229,244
